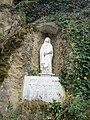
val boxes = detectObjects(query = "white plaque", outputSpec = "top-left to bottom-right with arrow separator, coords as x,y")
23,76 -> 65,102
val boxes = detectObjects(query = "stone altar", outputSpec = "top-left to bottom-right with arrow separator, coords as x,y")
23,76 -> 65,102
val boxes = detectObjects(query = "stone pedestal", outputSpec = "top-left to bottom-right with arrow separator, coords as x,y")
23,76 -> 65,102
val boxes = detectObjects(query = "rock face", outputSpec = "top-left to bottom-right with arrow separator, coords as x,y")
0,9 -> 12,32
0,0 -> 19,35
0,47 -> 24,115
0,23 -> 67,115
0,0 -> 13,6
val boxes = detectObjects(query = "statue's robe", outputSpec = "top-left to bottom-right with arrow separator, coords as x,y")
40,39 -> 53,74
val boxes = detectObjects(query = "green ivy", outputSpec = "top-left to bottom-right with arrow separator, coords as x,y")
63,19 -> 90,99
46,14 -> 90,119
12,0 -> 89,24
47,14 -> 90,99
47,95 -> 88,120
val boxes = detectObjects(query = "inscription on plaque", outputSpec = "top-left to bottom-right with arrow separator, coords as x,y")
23,76 -> 65,102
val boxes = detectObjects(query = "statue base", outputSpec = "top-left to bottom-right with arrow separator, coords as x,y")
39,73 -> 55,76
23,76 -> 65,102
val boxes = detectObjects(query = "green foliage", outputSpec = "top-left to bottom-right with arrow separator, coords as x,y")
47,13 -> 90,119
62,19 -> 90,99
2,98 -> 89,120
3,101 -> 17,120
31,66 -> 39,75
47,95 -> 88,120
48,100 -> 61,120
47,13 -> 90,99
13,0 -> 89,24
68,95 -> 88,120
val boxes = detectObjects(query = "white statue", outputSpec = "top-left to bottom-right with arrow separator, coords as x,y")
40,37 -> 53,74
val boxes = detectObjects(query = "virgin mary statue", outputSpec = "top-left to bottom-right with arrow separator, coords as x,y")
40,37 -> 53,74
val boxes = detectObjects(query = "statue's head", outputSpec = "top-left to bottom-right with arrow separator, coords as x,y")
44,37 -> 51,44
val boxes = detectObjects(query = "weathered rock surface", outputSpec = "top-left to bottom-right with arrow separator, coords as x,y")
37,22 -> 59,35
0,0 -> 20,35
0,0 -> 13,6
0,9 -> 12,32
0,23 -> 67,115
0,47 -> 24,115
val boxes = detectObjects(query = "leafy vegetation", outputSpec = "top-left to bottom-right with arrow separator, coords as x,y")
12,0 -> 90,24
3,101 -> 17,120
46,11 -> 90,120
47,95 -> 88,120
2,97 -> 89,120
47,14 -> 90,99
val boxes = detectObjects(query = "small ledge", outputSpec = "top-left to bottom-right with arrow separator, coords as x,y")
39,73 -> 55,77
37,22 -> 59,35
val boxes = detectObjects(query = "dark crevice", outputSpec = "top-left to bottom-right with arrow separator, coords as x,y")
13,0 -> 23,5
